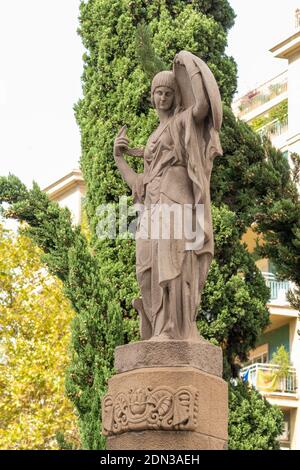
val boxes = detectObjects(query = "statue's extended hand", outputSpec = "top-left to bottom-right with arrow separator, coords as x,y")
114,125 -> 129,158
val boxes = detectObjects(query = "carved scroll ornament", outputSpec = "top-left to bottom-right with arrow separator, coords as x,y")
102,385 -> 199,436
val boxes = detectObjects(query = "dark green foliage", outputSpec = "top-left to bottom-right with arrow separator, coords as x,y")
287,286 -> 300,311
56,432 -> 79,450
229,381 -> 283,450
162,0 -> 236,33
0,174 -> 28,204
136,22 -> 168,79
0,177 -> 76,282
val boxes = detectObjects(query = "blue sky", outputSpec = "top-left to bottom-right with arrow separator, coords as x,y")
0,0 -> 299,188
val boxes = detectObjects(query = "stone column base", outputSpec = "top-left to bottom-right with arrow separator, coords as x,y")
102,340 -> 228,450
108,430 -> 227,450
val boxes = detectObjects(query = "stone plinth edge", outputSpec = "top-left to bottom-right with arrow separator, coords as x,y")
114,339 -> 222,377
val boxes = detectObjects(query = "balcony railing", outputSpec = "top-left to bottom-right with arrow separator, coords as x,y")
262,272 -> 291,303
232,71 -> 288,118
257,117 -> 288,141
241,363 -> 297,395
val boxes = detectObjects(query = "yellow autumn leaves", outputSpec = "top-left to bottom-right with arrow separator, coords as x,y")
0,224 -> 78,449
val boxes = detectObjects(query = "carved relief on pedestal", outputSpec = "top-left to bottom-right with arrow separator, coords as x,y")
102,386 -> 199,436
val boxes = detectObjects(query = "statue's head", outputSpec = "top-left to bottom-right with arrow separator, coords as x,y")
151,71 -> 181,112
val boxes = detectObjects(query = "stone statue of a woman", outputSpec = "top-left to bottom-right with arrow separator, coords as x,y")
114,50 -> 223,342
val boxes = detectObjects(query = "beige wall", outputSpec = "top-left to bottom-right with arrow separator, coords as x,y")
55,185 -> 84,225
241,227 -> 264,253
290,407 -> 300,450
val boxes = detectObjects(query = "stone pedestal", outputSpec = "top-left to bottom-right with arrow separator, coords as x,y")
102,339 -> 228,450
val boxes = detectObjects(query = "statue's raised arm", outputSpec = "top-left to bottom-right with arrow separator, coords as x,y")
114,51 -> 223,342
173,50 -> 222,131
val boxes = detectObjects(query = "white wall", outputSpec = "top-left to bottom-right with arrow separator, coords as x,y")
287,49 -> 300,154
55,185 -> 83,225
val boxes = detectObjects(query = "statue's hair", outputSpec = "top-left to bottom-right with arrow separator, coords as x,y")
151,71 -> 181,112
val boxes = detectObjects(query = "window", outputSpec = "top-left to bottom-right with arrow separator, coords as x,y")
247,353 -> 268,365
279,410 -> 290,448
246,343 -> 269,365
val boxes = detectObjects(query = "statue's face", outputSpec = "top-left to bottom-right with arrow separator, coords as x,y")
153,86 -> 174,111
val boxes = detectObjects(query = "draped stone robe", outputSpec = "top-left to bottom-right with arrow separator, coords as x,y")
132,105 -> 222,341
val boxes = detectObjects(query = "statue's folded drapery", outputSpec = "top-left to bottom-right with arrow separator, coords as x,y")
132,54 -> 222,341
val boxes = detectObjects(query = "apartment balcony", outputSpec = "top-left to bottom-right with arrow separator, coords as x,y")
257,117 -> 288,141
241,363 -> 297,396
232,71 -> 288,120
262,272 -> 291,304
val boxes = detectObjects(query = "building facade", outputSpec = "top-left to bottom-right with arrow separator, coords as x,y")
43,169 -> 85,225
232,13 -> 300,450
